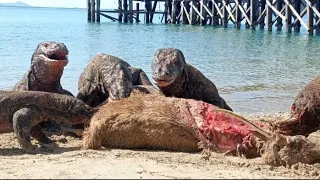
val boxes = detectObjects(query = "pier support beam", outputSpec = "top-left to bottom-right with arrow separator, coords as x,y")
150,0 -> 158,23
286,0 -> 292,33
294,0 -> 301,32
307,0 -> 314,35
212,0 -> 219,26
316,0 -> 320,34
235,0 -> 242,29
87,0 -> 91,21
145,0 -> 152,23
190,0 -> 197,25
96,0 -> 100,22
259,0 -> 266,29
91,0 -> 96,22
200,0 -> 208,25
222,0 -> 229,27
136,3 -> 140,23
164,1 -> 169,24
172,0 -> 177,24
245,0 -> 251,28
129,0 -> 133,23
168,0 -> 173,23
208,0 -> 213,25
276,0 -> 283,31
266,0 -> 272,31
181,0 -> 190,24
123,0 -> 128,22
176,0 -> 181,24
118,0 -> 123,22
250,0 -> 257,29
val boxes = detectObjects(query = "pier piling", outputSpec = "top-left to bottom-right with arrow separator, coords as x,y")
96,0 -> 101,22
91,0 -> 95,22
86,0 -> 320,35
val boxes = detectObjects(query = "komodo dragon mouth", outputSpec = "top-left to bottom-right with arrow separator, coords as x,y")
36,42 -> 69,67
38,50 -> 68,66
152,77 -> 176,87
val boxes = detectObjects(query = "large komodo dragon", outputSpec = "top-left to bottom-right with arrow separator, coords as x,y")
0,90 -> 93,153
12,41 -> 76,140
77,53 -> 158,108
151,48 -> 232,111
13,41 -> 72,95
273,75 -> 320,137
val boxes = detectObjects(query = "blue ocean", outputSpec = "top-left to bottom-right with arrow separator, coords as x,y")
1,6 -> 320,114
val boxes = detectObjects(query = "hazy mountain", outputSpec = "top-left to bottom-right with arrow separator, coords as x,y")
0,1 -> 31,7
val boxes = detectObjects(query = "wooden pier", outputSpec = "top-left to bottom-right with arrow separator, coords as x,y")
87,0 -> 320,35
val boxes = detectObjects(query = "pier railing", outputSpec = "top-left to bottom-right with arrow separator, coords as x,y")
87,0 -> 320,35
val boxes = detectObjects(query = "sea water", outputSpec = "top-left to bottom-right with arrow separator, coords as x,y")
1,6 -> 320,114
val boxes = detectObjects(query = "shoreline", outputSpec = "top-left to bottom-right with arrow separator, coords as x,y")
244,111 -> 291,121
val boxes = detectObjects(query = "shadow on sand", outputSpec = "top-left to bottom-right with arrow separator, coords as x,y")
0,146 -> 81,156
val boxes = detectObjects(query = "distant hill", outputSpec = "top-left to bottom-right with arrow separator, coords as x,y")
0,1 -> 31,7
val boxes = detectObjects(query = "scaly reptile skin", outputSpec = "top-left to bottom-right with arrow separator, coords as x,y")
0,90 -> 93,153
77,53 -> 154,107
151,48 -> 232,111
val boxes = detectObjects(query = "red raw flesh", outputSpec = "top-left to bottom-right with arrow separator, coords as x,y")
188,100 -> 265,153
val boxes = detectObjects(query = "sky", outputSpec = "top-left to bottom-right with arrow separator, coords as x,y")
0,0 -> 118,8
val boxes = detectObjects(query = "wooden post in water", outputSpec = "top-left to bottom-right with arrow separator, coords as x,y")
96,0 -> 100,22
172,0 -> 177,24
208,1 -> 213,25
168,0 -> 173,23
316,1 -> 320,34
118,0 -> 123,22
293,0 -> 301,32
176,0 -> 181,24
235,0 -> 242,29
150,1 -> 158,23
222,0 -> 228,27
145,0 -> 152,23
91,0 -> 96,22
123,0 -> 128,22
259,0 -> 266,29
129,0 -> 133,23
181,0 -> 190,24
250,0 -> 257,29
87,0 -> 91,21
165,1 -> 169,24
307,0 -> 314,35
285,0 -> 292,33
266,0 -> 272,31
136,3 -> 140,23
212,0 -> 219,26
190,0 -> 197,25
200,0 -> 208,25
245,0 -> 251,28
276,0 -> 283,31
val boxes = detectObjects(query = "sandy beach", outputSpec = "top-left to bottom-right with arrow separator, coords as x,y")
0,112 -> 319,179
